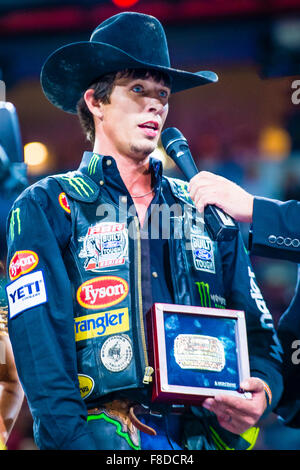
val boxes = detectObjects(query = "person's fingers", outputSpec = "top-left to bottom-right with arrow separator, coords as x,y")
193,192 -> 211,213
203,396 -> 251,417
202,381 -> 266,420
202,397 -> 257,434
188,171 -> 217,198
240,377 -> 265,393
188,171 -> 254,223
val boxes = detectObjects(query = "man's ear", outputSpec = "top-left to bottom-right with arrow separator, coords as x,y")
84,89 -> 103,119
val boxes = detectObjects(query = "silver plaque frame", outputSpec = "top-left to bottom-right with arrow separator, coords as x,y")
148,303 -> 251,404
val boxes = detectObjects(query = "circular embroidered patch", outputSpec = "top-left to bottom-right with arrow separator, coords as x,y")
100,335 -> 133,372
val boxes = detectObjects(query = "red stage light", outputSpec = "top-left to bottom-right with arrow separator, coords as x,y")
112,0 -> 140,7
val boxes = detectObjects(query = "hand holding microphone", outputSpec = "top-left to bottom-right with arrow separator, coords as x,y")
161,127 -> 239,241
188,171 -> 254,224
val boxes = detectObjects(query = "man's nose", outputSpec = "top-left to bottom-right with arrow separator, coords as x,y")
146,96 -> 165,115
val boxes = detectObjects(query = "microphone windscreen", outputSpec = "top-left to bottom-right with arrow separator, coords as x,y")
161,127 -> 186,155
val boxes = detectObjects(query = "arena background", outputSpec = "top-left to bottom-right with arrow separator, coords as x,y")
1,0 -> 300,450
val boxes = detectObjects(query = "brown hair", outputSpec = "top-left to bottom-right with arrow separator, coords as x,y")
76,68 -> 171,145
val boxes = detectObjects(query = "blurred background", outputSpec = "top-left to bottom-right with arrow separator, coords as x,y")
1,0 -> 300,451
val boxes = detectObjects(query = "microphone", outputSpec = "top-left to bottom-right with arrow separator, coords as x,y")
161,127 -> 238,242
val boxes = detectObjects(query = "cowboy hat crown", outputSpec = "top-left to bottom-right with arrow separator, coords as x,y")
41,11 -> 218,113
90,12 -> 170,68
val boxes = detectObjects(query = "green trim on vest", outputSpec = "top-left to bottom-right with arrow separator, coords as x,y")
209,425 -> 260,450
87,412 -> 141,450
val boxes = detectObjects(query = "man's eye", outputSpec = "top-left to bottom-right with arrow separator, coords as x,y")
132,85 -> 143,93
159,90 -> 168,98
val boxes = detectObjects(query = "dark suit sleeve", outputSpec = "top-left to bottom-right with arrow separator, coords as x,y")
249,196 -> 300,261
220,233 -> 284,414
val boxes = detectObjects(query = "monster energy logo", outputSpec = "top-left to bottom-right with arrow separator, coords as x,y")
88,154 -> 100,175
195,281 -> 226,309
195,281 -> 211,307
9,208 -> 21,241
60,175 -> 94,198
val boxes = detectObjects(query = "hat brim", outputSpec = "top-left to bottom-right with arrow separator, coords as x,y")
41,41 -> 218,114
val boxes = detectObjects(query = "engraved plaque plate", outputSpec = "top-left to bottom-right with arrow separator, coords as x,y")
147,303 -> 250,405
174,334 -> 225,372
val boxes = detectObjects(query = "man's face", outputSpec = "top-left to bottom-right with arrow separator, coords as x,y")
97,74 -> 170,160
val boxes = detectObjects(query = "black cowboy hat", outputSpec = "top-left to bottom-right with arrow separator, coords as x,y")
41,11 -> 218,114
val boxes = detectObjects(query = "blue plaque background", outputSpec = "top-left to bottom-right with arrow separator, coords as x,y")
164,312 -> 239,391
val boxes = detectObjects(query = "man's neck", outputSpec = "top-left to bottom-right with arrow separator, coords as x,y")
93,142 -> 154,228
93,143 -> 153,195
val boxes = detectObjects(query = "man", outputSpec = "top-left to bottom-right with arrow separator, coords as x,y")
0,308 -> 24,450
189,170 -> 300,428
5,12 -> 283,450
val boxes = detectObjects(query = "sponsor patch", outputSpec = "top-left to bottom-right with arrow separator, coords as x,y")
9,250 -> 39,280
191,235 -> 216,274
78,374 -> 94,399
6,270 -> 47,319
79,222 -> 128,271
58,192 -> 71,213
77,276 -> 129,310
74,307 -> 129,341
195,282 -> 226,309
248,266 -> 274,328
100,335 -> 133,372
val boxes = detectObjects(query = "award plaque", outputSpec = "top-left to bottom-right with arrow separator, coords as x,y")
147,303 -> 250,405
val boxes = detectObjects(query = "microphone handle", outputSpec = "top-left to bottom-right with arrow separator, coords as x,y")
172,148 -> 199,181
169,146 -> 239,242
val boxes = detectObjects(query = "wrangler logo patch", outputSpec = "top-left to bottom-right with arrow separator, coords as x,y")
74,307 -> 129,341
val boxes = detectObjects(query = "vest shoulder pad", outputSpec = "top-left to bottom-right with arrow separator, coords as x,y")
164,176 -> 195,207
49,171 -> 99,202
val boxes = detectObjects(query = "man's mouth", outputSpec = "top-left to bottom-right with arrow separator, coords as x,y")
139,121 -> 159,130
138,121 -> 159,137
